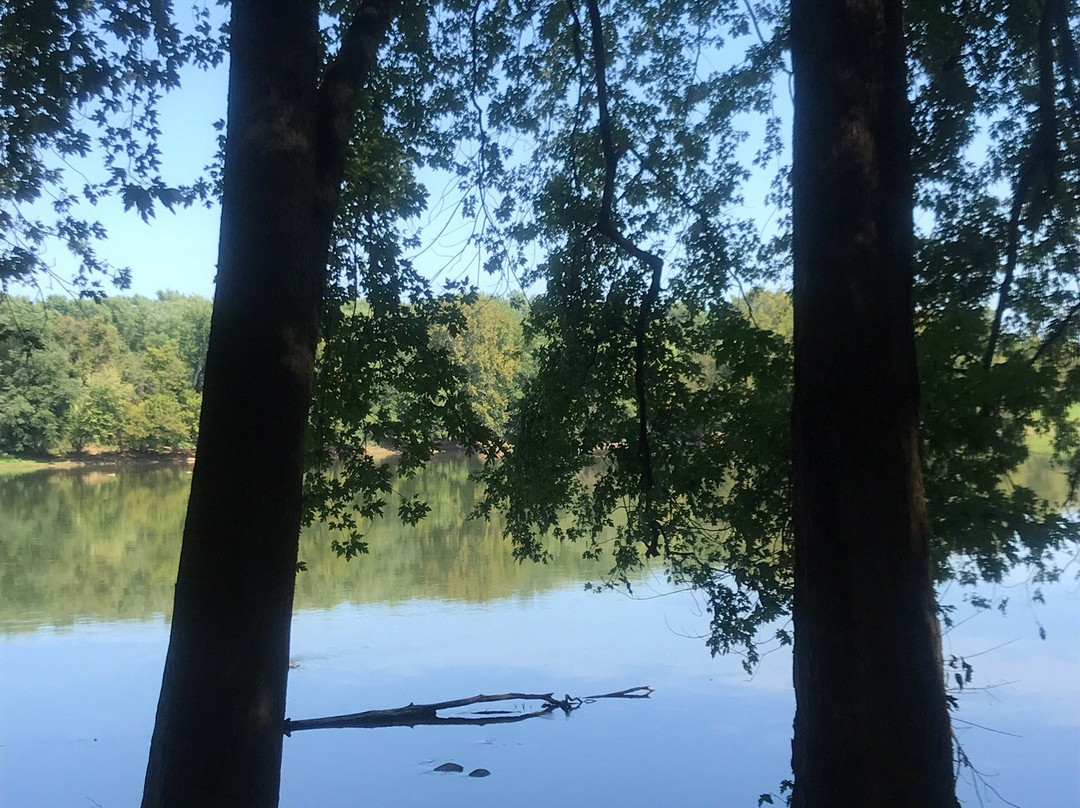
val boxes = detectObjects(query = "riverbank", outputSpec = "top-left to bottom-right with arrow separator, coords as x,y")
0,444 -> 411,477
0,451 -> 196,478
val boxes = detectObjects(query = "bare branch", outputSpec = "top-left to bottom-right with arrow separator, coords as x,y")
283,686 -> 653,733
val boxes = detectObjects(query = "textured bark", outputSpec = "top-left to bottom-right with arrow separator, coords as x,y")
789,1 -> 956,806
141,2 -> 394,806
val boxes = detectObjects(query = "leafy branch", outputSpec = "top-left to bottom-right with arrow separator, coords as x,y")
585,0 -> 664,557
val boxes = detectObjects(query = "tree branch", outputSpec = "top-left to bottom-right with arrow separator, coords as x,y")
314,0 -> 399,239
585,0 -> 664,557
283,686 -> 653,733
983,0 -> 1060,370
1031,299 -> 1080,362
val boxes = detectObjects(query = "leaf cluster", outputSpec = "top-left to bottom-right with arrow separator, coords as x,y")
0,0 -> 225,293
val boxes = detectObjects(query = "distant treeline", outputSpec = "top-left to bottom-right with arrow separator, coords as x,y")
0,292 -> 530,456
0,293 -> 212,455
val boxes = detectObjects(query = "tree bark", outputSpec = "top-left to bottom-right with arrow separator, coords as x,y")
140,1 -> 394,806
789,1 -> 956,806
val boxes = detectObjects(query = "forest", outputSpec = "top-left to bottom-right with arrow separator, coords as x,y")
0,293 -> 209,455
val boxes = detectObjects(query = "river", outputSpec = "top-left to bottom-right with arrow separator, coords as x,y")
0,459 -> 1076,807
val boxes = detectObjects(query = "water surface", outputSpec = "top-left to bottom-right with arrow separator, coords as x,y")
1,461 -> 1076,807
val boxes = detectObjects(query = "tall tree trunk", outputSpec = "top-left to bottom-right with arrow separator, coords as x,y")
789,1 -> 956,806
141,0 -> 396,802
140,1 -> 322,805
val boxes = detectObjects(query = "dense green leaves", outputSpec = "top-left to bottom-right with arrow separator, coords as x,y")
467,0 -> 1078,660
0,293 -> 209,454
0,311 -> 81,453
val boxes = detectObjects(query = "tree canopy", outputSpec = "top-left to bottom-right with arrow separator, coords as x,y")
461,0 -> 1079,662
0,0 -> 225,293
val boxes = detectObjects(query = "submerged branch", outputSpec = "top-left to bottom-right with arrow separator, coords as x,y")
283,686 -> 653,733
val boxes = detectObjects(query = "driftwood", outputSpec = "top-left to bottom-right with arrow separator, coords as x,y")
283,686 -> 653,734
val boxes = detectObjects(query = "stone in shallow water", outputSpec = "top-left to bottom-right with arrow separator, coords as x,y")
433,763 -> 464,773
468,769 -> 491,778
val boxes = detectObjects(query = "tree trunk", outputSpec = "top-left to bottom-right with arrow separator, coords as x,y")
789,1 -> 956,806
141,0 -> 396,802
140,1 -> 322,805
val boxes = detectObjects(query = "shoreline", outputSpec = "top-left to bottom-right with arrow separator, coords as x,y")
0,444 -> 420,477
0,451 -> 197,477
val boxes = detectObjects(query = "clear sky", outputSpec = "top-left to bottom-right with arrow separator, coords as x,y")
19,59 -> 226,301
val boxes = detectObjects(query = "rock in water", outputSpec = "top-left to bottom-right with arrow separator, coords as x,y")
468,769 -> 491,778
433,763 -> 464,773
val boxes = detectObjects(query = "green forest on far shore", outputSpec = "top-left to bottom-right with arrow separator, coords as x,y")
0,292 -> 529,457
1,293 -> 211,456
3,289 -> 1071,483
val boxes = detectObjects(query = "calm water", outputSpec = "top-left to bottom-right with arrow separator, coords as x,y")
0,460 -> 1077,807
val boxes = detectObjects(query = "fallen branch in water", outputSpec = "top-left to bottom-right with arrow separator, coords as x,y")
283,686 -> 653,734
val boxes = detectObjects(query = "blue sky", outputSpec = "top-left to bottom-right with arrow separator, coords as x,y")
20,59 -> 226,301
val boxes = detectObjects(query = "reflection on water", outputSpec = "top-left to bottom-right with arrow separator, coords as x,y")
0,458 -> 1076,807
0,459 -> 603,632
2,453 -> 1067,632
0,467 -> 190,630
1015,450 -> 1073,511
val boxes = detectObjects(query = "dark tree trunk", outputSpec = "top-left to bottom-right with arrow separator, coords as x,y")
789,2 -> 956,807
140,2 -> 323,806
141,0 -> 396,802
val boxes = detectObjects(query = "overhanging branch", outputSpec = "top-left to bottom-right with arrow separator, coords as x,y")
1031,299 -> 1080,362
314,0 -> 399,238
584,0 -> 664,557
983,0 -> 1061,370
